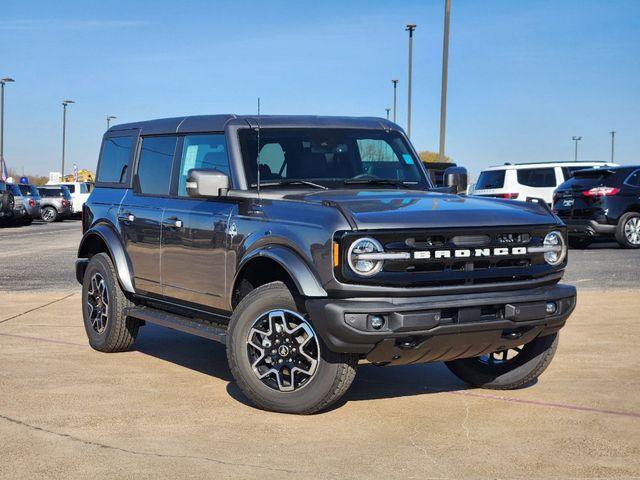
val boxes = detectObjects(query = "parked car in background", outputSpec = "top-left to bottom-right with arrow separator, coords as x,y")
474,161 -> 617,205
38,186 -> 73,223
16,183 -> 43,223
0,180 -> 15,226
46,181 -> 93,215
553,165 -> 640,249
7,184 -> 36,225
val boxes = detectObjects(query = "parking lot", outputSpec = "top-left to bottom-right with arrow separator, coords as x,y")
1,221 -> 639,479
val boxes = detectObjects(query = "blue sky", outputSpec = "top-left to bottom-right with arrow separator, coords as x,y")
1,0 -> 638,178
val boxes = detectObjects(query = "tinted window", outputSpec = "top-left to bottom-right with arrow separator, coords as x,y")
136,136 -> 177,196
517,168 -> 556,187
65,184 -> 76,193
561,166 -> 590,180
80,183 -> 92,193
626,170 -> 640,187
177,134 -> 229,197
96,135 -> 134,184
39,188 -> 67,198
239,128 -> 426,188
9,185 -> 22,195
476,170 -> 505,189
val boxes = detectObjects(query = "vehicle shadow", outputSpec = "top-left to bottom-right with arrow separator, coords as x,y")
135,324 -> 475,411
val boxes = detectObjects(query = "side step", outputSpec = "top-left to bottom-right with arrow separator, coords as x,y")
125,306 -> 227,344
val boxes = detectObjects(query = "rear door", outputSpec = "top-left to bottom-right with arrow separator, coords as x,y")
161,133 -> 234,310
118,135 -> 178,297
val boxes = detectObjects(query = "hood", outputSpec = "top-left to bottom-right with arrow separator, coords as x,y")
284,189 -> 556,230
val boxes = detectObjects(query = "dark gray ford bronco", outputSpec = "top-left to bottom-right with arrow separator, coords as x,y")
76,115 -> 576,414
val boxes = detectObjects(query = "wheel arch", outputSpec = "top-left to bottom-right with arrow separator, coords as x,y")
77,223 -> 135,293
231,246 -> 327,309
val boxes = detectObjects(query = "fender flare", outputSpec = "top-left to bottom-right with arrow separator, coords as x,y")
77,223 -> 135,293
233,245 -> 327,301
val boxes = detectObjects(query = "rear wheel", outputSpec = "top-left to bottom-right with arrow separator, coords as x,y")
568,236 -> 592,249
615,212 -> 640,249
227,282 -> 358,414
41,206 -> 58,223
82,253 -> 139,352
445,333 -> 558,389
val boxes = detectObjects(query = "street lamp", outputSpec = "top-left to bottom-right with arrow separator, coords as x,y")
61,100 -> 75,181
385,108 -> 390,120
572,136 -> 582,162
107,115 -> 117,129
405,24 -> 417,138
391,79 -> 399,123
438,0 -> 451,162
0,77 -> 15,179
609,131 -> 615,163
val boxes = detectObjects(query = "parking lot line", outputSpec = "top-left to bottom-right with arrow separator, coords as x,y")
0,291 -> 77,324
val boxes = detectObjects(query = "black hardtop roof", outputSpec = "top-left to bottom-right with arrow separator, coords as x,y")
108,115 -> 399,136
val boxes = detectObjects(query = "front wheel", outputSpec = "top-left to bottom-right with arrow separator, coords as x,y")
615,212 -> 640,249
227,282 -> 358,414
445,333 -> 558,390
41,206 -> 58,223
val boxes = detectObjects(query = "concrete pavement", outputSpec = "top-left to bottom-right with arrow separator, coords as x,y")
0,290 -> 639,479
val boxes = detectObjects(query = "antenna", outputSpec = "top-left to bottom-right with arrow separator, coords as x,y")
256,97 -> 261,198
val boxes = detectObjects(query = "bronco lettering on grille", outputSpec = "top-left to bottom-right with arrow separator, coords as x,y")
413,247 -> 528,260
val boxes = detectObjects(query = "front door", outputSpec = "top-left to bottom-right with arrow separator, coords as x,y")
161,133 -> 234,311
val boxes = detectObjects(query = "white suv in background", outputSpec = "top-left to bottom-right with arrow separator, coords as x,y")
473,161 -> 617,205
45,181 -> 93,215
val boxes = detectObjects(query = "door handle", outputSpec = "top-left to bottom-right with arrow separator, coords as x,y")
118,212 -> 135,222
163,216 -> 183,229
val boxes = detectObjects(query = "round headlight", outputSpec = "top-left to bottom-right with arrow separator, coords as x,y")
347,237 -> 384,277
543,231 -> 567,266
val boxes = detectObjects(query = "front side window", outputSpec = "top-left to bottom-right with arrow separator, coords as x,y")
626,170 -> 640,187
239,128 -> 427,188
136,136 -> 177,196
177,134 -> 229,197
96,135 -> 134,185
476,170 -> 505,190
517,168 -> 556,188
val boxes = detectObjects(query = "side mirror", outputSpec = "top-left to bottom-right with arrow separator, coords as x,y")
444,166 -> 468,194
186,169 -> 229,197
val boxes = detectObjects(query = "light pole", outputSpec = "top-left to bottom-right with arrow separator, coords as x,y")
609,131 -> 615,163
385,108 -> 390,120
107,115 -> 116,129
572,136 -> 582,162
391,79 -> 399,123
438,0 -> 451,162
1,77 -> 15,178
406,24 -> 416,138
61,100 -> 75,181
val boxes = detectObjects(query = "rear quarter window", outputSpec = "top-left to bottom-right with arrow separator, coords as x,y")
96,135 -> 135,186
476,170 -> 505,190
517,168 -> 556,188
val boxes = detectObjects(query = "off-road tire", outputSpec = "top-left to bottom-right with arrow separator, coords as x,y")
82,253 -> 139,352
1,192 -> 14,212
445,332 -> 558,390
615,212 -> 640,249
41,206 -> 58,223
568,236 -> 592,249
227,281 -> 358,414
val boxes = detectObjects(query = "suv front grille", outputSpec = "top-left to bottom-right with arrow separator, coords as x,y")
336,226 -> 563,288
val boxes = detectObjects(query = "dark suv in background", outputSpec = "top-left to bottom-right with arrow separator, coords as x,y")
76,115 -> 576,414
553,165 -> 640,249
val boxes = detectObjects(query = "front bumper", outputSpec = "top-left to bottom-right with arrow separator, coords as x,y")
306,283 -> 576,365
564,219 -> 615,237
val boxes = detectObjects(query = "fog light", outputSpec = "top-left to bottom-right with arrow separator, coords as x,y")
369,315 -> 385,330
545,302 -> 557,314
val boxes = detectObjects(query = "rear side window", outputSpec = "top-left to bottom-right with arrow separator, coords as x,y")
65,184 -> 76,193
10,185 -> 22,195
136,136 -> 177,196
476,170 -> 505,190
96,135 -> 134,185
517,168 -> 556,188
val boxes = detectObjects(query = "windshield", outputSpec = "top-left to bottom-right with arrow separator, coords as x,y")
239,128 -> 430,189
476,170 -> 506,190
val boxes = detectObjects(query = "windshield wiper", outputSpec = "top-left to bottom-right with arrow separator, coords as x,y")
343,178 -> 411,188
251,180 -> 328,190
